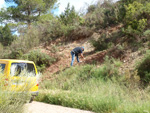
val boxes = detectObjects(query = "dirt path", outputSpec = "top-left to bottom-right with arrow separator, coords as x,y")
41,37 -> 96,81
24,101 -> 94,113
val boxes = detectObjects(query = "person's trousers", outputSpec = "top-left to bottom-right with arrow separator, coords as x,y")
71,51 -> 79,66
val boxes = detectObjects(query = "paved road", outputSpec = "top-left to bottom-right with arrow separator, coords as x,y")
24,101 -> 94,113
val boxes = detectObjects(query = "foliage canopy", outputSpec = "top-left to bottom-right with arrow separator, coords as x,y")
0,24 -> 14,46
2,0 -> 57,27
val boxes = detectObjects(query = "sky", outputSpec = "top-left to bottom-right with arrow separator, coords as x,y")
0,0 -> 6,8
55,0 -> 97,15
0,0 -> 98,15
0,0 -> 119,15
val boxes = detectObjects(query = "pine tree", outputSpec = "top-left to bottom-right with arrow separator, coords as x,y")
2,0 -> 57,28
59,3 -> 80,25
0,25 -> 14,46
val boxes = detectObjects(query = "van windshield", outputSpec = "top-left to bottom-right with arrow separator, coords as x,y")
0,64 -> 5,73
10,63 -> 36,77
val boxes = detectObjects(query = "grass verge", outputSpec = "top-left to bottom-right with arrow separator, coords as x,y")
37,63 -> 150,113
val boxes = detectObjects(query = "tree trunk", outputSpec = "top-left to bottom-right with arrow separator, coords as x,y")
27,5 -> 31,29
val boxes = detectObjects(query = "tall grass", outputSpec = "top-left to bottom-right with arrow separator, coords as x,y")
0,75 -> 30,113
37,61 -> 150,113
0,65 -> 40,113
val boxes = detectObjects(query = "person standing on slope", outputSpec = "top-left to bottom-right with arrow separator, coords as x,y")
71,47 -> 85,66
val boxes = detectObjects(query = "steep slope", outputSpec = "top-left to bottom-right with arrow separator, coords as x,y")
40,24 -> 146,81
41,36 -> 96,80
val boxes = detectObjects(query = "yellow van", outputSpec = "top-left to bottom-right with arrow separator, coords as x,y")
0,59 -> 39,101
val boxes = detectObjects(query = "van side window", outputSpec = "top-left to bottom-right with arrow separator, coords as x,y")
0,64 -> 5,73
10,63 -> 36,76
15,65 -> 21,76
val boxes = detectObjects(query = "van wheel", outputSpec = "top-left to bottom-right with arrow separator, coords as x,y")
29,96 -> 34,103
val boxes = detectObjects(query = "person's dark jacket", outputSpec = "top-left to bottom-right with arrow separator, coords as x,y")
72,47 -> 83,56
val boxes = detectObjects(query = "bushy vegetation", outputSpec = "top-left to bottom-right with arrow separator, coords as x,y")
137,50 -> 150,84
2,0 -> 57,28
91,33 -> 113,51
40,57 -> 122,89
123,1 -> 150,37
3,0 -> 149,60
87,0 -> 150,52
0,0 -> 149,55
0,91 -> 28,113
0,74 -> 30,113
37,58 -> 150,112
0,0 -> 150,112
37,85 -> 150,113
84,0 -> 120,29
0,24 -> 15,46
22,50 -> 57,72
91,30 -> 125,51
42,58 -> 117,88
58,3 -> 82,26
0,26 -> 41,59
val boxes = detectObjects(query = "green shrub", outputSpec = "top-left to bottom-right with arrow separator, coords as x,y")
91,33 -> 113,51
9,27 -> 40,55
85,1 -> 119,29
42,65 -> 95,90
37,66 -> 150,113
41,58 -> 122,90
9,48 -> 24,59
0,25 -> 42,59
61,24 -> 76,38
85,3 -> 105,29
22,50 -> 56,72
0,43 -> 3,53
36,90 -> 92,110
40,20 -> 90,42
124,1 -> 150,37
103,3 -> 120,27
123,19 -> 147,37
91,30 -> 125,52
93,56 -> 122,80
0,92 -> 28,113
0,24 -> 14,46
38,19 -> 65,43
58,3 -> 82,26
143,30 -> 150,45
67,26 -> 93,41
144,30 -> 150,38
0,75 -> 30,113
33,3 -> 84,44
36,18 -> 78,44
87,4 -> 96,13
136,50 -> 150,83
